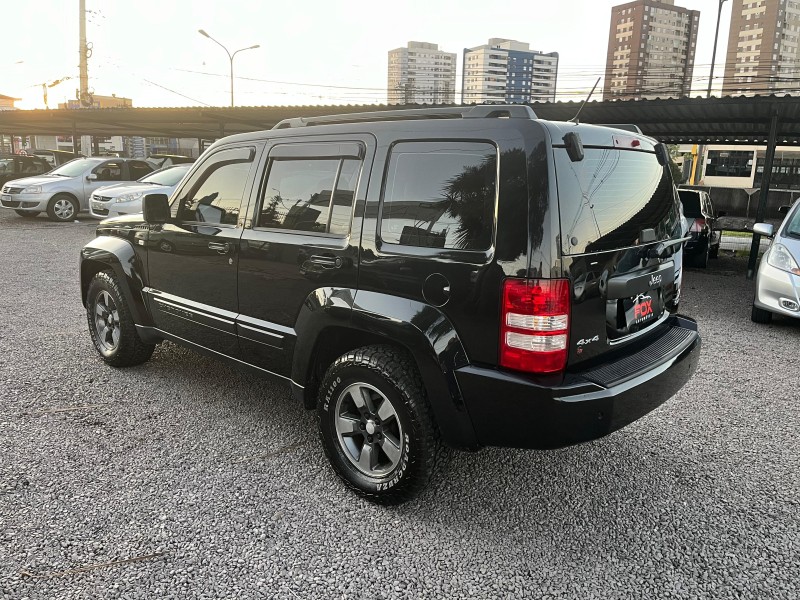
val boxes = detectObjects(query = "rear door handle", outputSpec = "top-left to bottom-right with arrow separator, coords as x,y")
309,255 -> 344,269
208,241 -> 230,254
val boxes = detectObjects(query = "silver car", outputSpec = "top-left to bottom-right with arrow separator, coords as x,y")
752,202 -> 800,323
89,164 -> 192,219
0,157 -> 153,222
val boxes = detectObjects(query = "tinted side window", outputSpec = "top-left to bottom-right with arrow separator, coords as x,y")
129,160 -> 152,180
258,158 -> 360,235
380,141 -> 496,250
93,161 -> 123,181
175,147 -> 254,226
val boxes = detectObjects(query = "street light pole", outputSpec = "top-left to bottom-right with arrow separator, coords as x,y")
707,0 -> 729,98
198,29 -> 259,107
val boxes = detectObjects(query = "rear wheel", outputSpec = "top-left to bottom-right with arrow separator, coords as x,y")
47,194 -> 78,222
86,270 -> 155,367
709,241 -> 720,259
689,242 -> 709,268
317,345 -> 442,505
14,210 -> 40,218
751,304 -> 773,324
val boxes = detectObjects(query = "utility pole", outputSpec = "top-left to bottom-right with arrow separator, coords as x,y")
78,0 -> 90,107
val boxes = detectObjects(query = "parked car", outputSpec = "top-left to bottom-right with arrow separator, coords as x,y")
89,164 -> 192,219
145,154 -> 195,170
0,157 -> 154,221
32,149 -> 84,167
80,105 -> 700,504
0,154 -> 52,189
677,188 -> 723,268
751,202 -> 800,323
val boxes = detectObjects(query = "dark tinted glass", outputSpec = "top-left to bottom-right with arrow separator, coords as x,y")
556,148 -> 680,255
129,161 -> 153,180
94,161 -> 123,181
175,147 -> 253,225
381,141 -> 496,250
705,150 -> 752,177
678,190 -> 703,218
258,157 -> 359,235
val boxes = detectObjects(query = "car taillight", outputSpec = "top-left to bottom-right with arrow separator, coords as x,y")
500,278 -> 571,374
690,218 -> 706,233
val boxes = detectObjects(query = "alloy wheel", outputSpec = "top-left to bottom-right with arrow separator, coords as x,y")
53,198 -> 75,220
93,290 -> 121,353
334,382 -> 404,477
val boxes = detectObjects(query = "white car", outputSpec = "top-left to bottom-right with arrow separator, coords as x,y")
0,157 -> 153,222
89,164 -> 192,219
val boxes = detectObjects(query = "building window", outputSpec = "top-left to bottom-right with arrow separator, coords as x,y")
705,150 -> 754,178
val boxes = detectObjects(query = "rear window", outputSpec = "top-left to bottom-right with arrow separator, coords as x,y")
678,190 -> 703,218
555,148 -> 680,255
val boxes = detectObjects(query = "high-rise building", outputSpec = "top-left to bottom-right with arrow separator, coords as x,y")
461,39 -> 559,104
387,42 -> 457,105
722,0 -> 800,96
604,0 -> 700,100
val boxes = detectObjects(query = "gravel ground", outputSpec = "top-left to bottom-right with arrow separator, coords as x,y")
0,209 -> 798,600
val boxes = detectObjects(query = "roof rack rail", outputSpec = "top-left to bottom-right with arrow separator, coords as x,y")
272,104 -> 537,129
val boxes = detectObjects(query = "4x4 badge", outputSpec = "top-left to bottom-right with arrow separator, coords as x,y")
576,335 -> 600,347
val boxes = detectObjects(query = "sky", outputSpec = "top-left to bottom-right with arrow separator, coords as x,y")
2,0 -> 733,110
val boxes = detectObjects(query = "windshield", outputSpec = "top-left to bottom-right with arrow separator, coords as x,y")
0,158 -> 13,173
50,158 -> 103,177
678,190 -> 703,218
555,148 -> 680,255
139,166 -> 190,186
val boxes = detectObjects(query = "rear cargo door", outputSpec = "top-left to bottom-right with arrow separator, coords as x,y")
554,132 -> 682,367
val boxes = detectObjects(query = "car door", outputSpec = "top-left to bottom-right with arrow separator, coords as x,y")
145,144 -> 261,357
236,137 -> 371,376
83,160 -> 126,208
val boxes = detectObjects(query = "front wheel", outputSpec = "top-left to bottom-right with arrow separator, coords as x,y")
317,345 -> 442,505
86,270 -> 155,367
751,304 -> 773,324
14,210 -> 40,218
47,194 -> 79,222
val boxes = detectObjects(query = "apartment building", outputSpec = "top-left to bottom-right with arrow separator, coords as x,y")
722,0 -> 800,95
461,38 -> 558,104
604,0 -> 700,100
387,41 -> 457,104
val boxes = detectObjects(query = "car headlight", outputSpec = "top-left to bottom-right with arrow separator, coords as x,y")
114,191 -> 144,204
766,243 -> 800,275
22,185 -> 42,194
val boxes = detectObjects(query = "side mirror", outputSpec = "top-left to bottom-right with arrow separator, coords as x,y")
86,173 -> 98,181
752,222 -> 774,237
778,205 -> 791,215
143,193 -> 170,224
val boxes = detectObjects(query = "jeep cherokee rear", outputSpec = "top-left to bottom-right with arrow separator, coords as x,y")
80,105 -> 700,504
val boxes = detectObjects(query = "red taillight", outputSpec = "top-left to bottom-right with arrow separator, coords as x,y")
690,218 -> 706,233
500,278 -> 571,374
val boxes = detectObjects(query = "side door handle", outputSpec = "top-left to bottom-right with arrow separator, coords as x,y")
208,241 -> 230,254
309,255 -> 344,269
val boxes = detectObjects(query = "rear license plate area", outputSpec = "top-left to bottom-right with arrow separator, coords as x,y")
622,289 -> 662,332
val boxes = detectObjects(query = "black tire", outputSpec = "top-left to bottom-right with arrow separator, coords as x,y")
317,345 -> 441,505
86,270 -> 155,367
689,242 -> 709,268
709,243 -> 720,259
46,194 -> 79,222
14,210 -> 40,218
751,304 -> 773,324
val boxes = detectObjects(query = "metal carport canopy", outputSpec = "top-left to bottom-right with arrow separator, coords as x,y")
1,95 -> 799,143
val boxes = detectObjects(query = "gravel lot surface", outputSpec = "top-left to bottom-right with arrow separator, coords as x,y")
1,210 -> 798,600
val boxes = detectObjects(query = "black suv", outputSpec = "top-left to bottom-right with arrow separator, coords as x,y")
678,188 -> 722,268
80,106 -> 701,504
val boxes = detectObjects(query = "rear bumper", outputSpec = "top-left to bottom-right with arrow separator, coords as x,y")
456,316 -> 701,449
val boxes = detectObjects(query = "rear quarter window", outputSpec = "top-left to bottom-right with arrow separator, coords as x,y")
556,148 -> 680,255
380,141 -> 497,251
